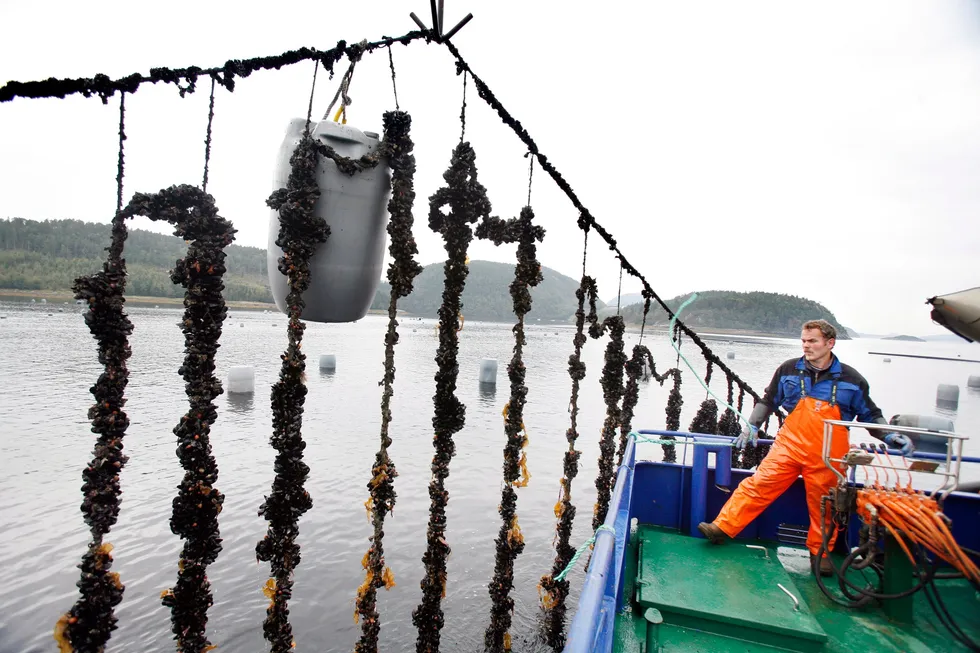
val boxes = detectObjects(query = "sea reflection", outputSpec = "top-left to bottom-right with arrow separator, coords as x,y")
478,381 -> 497,406
225,392 -> 254,413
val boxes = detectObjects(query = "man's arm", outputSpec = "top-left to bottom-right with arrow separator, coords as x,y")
853,376 -> 889,437
748,366 -> 784,429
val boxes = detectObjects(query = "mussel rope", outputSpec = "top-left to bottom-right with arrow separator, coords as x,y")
584,294 -> 627,532
56,92 -> 133,653
353,111 -> 421,653
689,398 -> 719,435
412,139 -> 492,653
134,186 -> 235,653
202,77 -> 216,193
258,80 -> 388,649
627,347 -> 683,464
538,232 -> 590,649
476,205 -> 545,653
617,345 -> 644,467
718,378 -> 744,467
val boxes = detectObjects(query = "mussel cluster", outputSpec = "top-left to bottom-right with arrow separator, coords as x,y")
717,380 -> 745,467
476,205 -> 544,652
258,129 -> 328,653
126,186 -> 235,652
689,398 -> 719,435
618,344 -> 647,466
413,140 -> 491,653
539,274 -> 592,648
354,110 -> 421,653
589,315 -> 626,531
58,214 -> 133,652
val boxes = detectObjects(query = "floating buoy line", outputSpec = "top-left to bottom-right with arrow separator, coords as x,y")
2,5 -> 783,652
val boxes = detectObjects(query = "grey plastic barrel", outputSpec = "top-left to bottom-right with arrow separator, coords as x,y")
319,354 -> 337,372
227,366 -> 255,394
267,119 -> 391,323
726,352 -> 735,360
889,414 -> 954,454
479,359 -> 498,385
936,384 -> 959,410
968,375 -> 980,389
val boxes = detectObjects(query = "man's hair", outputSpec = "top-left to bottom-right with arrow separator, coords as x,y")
802,319 -> 836,341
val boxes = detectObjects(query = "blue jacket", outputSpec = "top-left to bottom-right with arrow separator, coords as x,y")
760,355 -> 883,424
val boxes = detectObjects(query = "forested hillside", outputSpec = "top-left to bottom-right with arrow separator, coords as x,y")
618,290 -> 850,338
0,218 -> 272,302
2,218 -> 849,335
372,260 -> 599,321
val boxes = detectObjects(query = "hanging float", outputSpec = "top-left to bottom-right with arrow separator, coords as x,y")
267,117 -> 391,323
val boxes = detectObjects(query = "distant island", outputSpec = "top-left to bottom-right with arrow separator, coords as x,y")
613,290 -> 850,339
1,217 -> 849,337
883,334 -> 927,342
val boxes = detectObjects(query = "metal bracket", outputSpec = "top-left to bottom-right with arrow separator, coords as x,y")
745,544 -> 770,560
777,583 -> 801,611
410,2 -> 474,42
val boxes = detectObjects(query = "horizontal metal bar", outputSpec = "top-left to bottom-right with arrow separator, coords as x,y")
824,419 -> 967,439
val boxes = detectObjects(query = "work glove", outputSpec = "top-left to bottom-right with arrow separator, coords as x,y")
883,432 -> 914,456
734,424 -> 759,449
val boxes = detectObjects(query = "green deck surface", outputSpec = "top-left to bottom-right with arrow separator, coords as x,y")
613,525 -> 980,653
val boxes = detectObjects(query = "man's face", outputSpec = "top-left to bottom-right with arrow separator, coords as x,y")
801,328 -> 834,363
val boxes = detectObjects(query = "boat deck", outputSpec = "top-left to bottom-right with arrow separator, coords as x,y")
613,526 -> 979,653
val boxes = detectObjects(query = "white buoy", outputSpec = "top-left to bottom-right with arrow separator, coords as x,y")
726,352 -> 735,360
227,366 -> 255,394
479,359 -> 498,385
319,354 -> 337,371
240,323 -> 245,327
937,384 -> 959,410
40,298 -> 46,304
968,376 -> 980,389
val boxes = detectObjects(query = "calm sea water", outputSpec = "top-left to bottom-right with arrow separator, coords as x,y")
1,301 -> 978,652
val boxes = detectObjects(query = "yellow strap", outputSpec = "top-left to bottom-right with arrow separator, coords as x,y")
332,106 -> 347,124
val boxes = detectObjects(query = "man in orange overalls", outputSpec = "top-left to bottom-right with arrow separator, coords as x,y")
697,319 -> 913,575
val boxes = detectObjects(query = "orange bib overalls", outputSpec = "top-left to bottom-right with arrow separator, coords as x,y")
713,372 -> 849,556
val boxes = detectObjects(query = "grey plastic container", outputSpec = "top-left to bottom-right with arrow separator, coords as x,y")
268,119 -> 390,323
936,383 -> 959,410
479,359 -> 498,385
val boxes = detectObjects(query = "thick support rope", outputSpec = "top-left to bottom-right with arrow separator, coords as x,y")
441,40 -> 764,406
413,140 -> 492,653
1,33 -> 428,103
354,111 -> 422,653
476,206 -> 545,653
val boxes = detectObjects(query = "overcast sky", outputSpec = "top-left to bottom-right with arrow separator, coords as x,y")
1,1 -> 978,335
